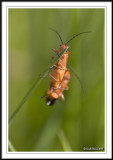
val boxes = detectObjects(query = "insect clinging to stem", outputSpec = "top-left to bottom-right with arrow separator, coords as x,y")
43,27 -> 91,106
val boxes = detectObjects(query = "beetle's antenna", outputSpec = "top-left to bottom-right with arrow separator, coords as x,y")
65,31 -> 92,44
41,95 -> 47,99
48,27 -> 63,44
41,95 -> 55,99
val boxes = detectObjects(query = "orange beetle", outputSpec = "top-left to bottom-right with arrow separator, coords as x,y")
45,28 -> 91,105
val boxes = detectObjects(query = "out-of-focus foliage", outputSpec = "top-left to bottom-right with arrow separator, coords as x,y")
9,9 -> 105,151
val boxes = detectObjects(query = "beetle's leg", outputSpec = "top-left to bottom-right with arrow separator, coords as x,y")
58,86 -> 69,90
49,64 -> 65,70
52,49 -> 59,56
68,65 -> 84,93
52,48 -> 60,57
52,85 -> 69,91
54,64 -> 65,70
60,93 -> 64,100
52,48 -> 59,54
49,74 -> 60,82
58,62 -> 65,70
63,86 -> 69,90
66,51 -> 71,54
51,86 -> 61,90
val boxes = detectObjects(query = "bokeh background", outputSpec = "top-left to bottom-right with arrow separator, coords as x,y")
8,8 -> 105,152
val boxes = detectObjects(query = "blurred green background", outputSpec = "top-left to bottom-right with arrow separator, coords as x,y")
8,9 -> 105,152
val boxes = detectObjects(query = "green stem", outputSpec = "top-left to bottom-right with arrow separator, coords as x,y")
8,73 -> 45,126
8,140 -> 16,151
57,129 -> 72,151
9,47 -> 68,126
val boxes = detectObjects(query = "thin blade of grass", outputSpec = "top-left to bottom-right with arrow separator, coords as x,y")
57,129 -> 72,151
8,139 -> 16,151
9,47 -> 68,126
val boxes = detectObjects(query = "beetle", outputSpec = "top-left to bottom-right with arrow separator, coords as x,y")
45,28 -> 91,105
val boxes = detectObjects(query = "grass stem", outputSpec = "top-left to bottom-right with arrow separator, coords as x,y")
57,129 -> 72,151
9,48 -> 68,126
8,140 -> 16,151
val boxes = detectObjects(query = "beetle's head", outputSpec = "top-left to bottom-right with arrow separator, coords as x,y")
59,44 -> 69,52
